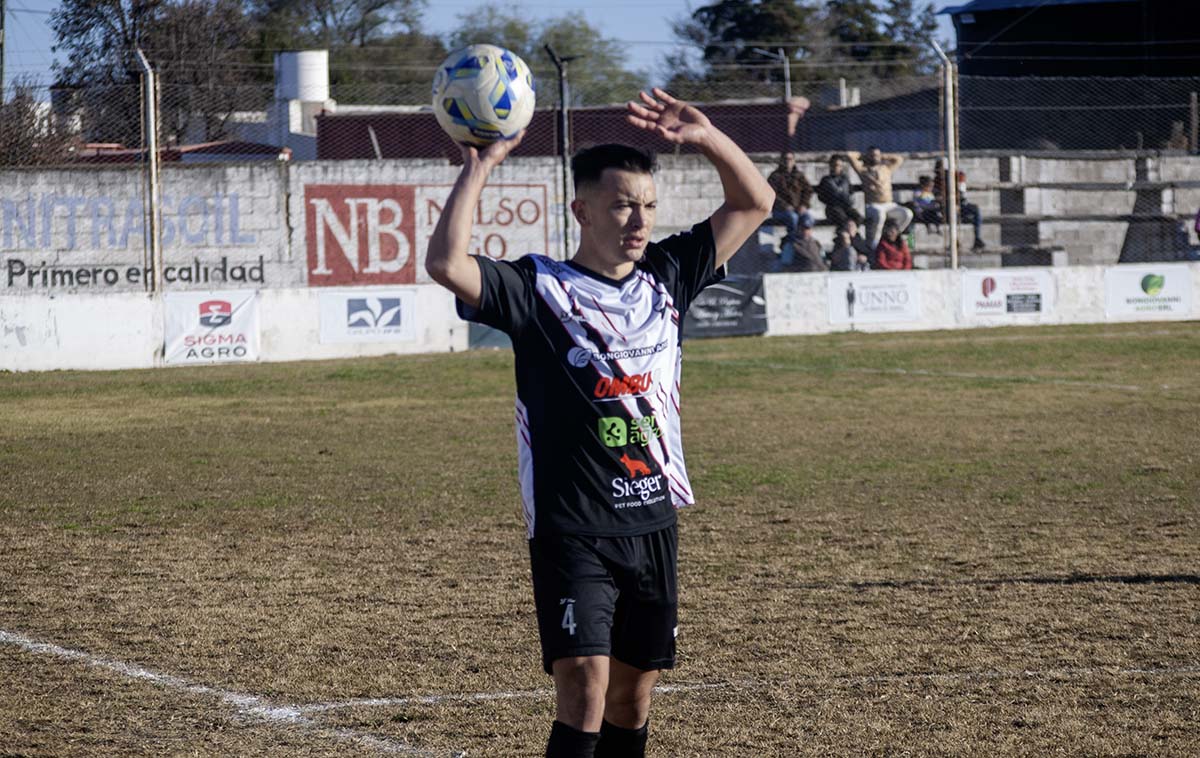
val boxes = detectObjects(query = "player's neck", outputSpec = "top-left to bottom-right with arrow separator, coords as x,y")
571,245 -> 636,282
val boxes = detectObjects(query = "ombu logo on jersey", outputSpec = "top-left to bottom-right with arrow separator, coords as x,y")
164,291 -> 260,364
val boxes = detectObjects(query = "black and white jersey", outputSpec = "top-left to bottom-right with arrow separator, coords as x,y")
458,220 -> 723,538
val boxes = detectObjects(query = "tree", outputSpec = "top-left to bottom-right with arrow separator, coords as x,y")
143,0 -> 264,143
251,0 -> 445,105
0,80 -> 75,167
449,5 -> 648,106
668,0 -> 814,100
665,0 -> 942,101
50,0 -> 160,146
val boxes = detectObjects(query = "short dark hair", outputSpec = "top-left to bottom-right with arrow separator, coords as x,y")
918,174 -> 932,186
571,144 -> 656,191
882,219 -> 900,234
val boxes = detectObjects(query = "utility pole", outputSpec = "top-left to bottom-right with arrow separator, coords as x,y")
752,47 -> 791,102
1,0 -> 7,104
544,45 -> 579,261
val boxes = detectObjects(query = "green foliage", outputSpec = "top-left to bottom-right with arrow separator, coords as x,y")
449,4 -> 648,106
668,0 -> 942,100
0,80 -> 75,167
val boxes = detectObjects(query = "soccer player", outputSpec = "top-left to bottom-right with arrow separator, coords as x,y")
425,88 -> 773,758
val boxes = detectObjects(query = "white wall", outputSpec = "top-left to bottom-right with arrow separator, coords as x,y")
2,263 -> 1194,372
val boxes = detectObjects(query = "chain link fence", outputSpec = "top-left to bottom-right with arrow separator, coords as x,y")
2,59 -> 1199,266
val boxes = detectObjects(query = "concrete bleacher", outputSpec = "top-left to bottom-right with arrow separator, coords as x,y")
765,151 -> 1200,269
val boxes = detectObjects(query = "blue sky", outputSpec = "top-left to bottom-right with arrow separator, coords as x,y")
3,0 -> 958,94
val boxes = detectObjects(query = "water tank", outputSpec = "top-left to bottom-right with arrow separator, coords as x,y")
275,50 -> 329,102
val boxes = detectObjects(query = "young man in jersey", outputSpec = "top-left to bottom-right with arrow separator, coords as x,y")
425,88 -> 773,758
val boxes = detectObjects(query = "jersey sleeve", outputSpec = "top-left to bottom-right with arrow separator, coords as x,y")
643,219 -> 725,315
455,255 -> 536,336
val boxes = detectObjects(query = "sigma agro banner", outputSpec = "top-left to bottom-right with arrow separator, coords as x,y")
683,275 -> 767,338
304,183 -> 550,287
164,290 -> 260,364
1,168 -> 287,293
1104,265 -> 1193,318
828,272 -> 921,325
318,289 -> 419,344
962,270 -> 1055,317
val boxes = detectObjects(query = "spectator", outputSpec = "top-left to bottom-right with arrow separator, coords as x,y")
934,159 -> 987,251
908,175 -> 943,232
767,151 -> 815,266
874,219 -> 912,270
778,214 -> 827,272
829,230 -> 854,271
846,146 -> 914,247
817,155 -> 864,228
843,217 -> 875,269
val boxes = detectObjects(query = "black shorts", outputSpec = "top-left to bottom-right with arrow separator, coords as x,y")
529,525 -> 678,675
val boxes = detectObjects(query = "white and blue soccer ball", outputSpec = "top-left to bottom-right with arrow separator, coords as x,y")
432,44 -> 536,146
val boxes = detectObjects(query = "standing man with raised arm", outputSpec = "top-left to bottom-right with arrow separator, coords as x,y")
425,88 -> 774,758
846,146 -> 914,247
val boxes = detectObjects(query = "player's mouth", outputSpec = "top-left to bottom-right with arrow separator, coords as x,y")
622,236 -> 646,249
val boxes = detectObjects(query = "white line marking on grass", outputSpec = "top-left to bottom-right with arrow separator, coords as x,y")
0,629 -> 451,757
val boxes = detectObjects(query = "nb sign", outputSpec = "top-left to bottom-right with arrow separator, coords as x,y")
306,185 -> 416,285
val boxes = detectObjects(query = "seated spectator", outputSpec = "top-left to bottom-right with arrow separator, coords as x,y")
843,217 -> 876,269
778,214 -> 827,272
874,219 -> 912,270
846,147 -> 915,248
908,175 -> 943,232
933,159 -> 987,251
767,151 -> 815,265
817,155 -> 864,228
829,230 -> 855,271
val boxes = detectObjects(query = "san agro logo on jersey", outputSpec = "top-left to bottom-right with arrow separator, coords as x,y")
599,416 -> 668,509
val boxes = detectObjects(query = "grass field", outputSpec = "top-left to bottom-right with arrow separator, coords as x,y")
2,321 -> 1198,757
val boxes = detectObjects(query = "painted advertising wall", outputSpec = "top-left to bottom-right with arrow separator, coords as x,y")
0,165 -> 291,294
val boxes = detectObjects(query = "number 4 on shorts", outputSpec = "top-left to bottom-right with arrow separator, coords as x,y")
560,597 -> 577,636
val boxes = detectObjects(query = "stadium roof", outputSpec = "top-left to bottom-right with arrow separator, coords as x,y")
939,0 -> 1136,14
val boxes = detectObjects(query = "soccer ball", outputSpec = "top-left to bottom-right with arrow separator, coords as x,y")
432,44 -> 536,146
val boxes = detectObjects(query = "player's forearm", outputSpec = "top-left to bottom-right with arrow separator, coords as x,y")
699,128 -> 774,216
425,162 -> 490,287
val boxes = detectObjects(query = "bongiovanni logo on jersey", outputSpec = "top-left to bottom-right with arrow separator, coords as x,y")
566,341 -> 669,367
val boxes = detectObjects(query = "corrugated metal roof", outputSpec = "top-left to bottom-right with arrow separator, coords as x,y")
940,0 -> 1136,15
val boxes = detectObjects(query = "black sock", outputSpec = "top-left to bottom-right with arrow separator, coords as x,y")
545,720 -> 600,758
595,719 -> 649,758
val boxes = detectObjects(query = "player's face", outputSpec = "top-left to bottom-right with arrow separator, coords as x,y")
575,168 -> 657,264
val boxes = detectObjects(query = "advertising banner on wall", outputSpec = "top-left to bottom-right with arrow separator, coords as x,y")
164,290 -> 260,364
962,269 -> 1056,317
1,166 -> 289,294
304,183 -> 550,287
318,289 -> 419,344
1104,264 -> 1193,318
828,272 -> 921,325
683,275 -> 767,338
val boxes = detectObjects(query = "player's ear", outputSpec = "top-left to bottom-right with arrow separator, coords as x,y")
570,198 -> 588,227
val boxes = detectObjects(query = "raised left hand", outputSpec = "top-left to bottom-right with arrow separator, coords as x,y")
625,88 -> 712,146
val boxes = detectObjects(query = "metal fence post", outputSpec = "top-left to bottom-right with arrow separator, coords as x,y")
136,49 -> 163,293
932,41 -> 959,269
